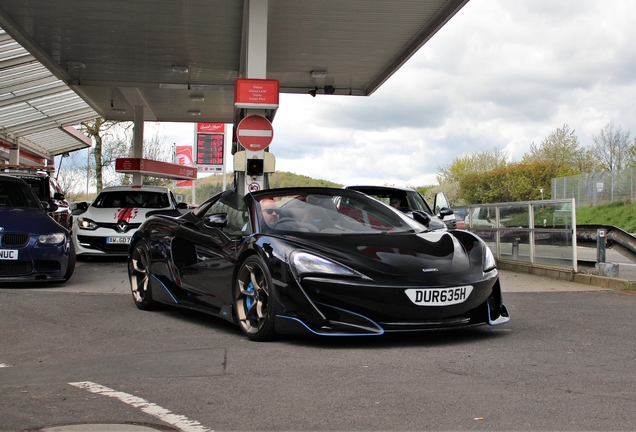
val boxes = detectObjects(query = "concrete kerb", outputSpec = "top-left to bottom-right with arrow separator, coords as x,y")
497,260 -> 634,291
572,273 -> 634,290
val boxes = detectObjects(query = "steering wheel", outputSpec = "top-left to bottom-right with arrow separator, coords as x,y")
271,217 -> 299,229
397,206 -> 411,213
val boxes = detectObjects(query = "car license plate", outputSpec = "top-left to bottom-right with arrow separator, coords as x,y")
0,249 -> 18,260
405,286 -> 473,306
106,237 -> 130,244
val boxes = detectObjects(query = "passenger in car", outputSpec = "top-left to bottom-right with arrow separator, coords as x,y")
144,194 -> 159,207
30,184 -> 41,197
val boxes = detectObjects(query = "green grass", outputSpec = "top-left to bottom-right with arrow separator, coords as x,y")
576,201 -> 636,233
465,201 -> 636,233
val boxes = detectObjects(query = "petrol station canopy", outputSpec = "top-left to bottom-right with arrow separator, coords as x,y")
0,0 -> 469,160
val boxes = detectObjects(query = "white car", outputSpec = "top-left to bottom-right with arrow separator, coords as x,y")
74,185 -> 188,257
344,185 -> 456,230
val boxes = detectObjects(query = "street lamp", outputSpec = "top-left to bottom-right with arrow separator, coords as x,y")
55,152 -> 69,179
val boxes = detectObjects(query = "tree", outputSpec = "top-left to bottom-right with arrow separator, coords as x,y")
118,128 -> 173,187
65,120 -> 173,195
54,165 -> 87,202
522,124 -> 597,173
268,171 -> 342,188
436,146 -> 508,185
591,122 -> 633,172
459,161 -> 577,204
80,119 -> 129,191
422,182 -> 462,206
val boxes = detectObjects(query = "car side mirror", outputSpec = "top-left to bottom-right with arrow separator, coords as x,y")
42,201 -> 58,212
53,192 -> 65,200
439,207 -> 454,218
204,213 -> 228,228
71,202 -> 88,215
177,202 -> 189,209
412,210 -> 431,226
413,210 -> 447,231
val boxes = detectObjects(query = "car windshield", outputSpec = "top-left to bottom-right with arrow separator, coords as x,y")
0,178 -> 40,208
16,177 -> 46,200
92,191 -> 170,208
348,187 -> 433,213
253,189 -> 425,234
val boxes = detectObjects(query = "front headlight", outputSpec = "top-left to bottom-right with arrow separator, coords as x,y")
483,244 -> 496,272
77,216 -> 98,230
38,233 -> 66,245
290,251 -> 358,277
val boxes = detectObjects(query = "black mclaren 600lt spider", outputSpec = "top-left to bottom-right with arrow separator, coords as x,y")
127,187 -> 509,341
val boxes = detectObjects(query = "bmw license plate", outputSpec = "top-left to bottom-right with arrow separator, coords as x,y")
106,237 -> 130,244
0,249 -> 18,260
405,286 -> 473,306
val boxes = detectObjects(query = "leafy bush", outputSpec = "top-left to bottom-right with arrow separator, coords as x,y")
459,161 -> 578,204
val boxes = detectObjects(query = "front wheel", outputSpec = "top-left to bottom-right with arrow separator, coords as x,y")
129,241 -> 156,310
234,255 -> 277,341
62,239 -> 76,282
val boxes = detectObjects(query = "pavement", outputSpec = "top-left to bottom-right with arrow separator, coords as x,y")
498,269 -> 614,292
40,426 -> 164,432
14,256 -> 633,432
32,268 -> 618,432
576,244 -> 636,281
497,244 -> 636,292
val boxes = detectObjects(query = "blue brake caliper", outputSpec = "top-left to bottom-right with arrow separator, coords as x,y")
245,281 -> 254,313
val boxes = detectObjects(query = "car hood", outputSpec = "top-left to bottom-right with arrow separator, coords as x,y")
84,207 -> 158,223
353,231 -> 471,275
270,230 -> 479,279
0,207 -> 68,234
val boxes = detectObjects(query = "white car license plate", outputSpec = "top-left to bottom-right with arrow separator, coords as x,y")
106,237 -> 130,244
405,286 -> 473,306
0,249 -> 18,260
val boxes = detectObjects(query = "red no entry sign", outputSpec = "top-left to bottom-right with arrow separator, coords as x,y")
236,115 -> 274,151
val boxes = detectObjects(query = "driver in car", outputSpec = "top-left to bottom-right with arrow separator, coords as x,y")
390,195 -> 404,209
260,198 -> 280,227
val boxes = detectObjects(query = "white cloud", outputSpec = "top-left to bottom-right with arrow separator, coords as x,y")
161,0 -> 636,187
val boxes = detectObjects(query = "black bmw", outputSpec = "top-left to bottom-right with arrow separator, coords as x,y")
128,187 -> 509,341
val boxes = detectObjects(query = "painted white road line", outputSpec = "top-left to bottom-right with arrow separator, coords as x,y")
0,363 -> 12,367
69,381 -> 212,432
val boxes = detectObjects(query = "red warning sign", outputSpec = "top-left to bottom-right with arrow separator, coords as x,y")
236,115 -> 274,151
248,182 -> 261,192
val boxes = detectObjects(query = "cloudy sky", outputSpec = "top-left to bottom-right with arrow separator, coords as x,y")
159,0 -> 636,187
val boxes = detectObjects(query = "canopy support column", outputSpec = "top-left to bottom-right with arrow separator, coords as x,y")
132,105 -> 144,186
236,0 -> 270,195
9,140 -> 19,165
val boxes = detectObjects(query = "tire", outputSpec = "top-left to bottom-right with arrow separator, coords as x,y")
62,239 -> 76,282
234,255 -> 277,341
129,241 -> 156,310
67,215 -> 74,234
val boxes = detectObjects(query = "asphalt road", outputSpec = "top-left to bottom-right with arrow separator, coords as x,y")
1,259 -> 635,431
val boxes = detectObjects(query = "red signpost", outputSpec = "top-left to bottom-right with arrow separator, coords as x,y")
115,158 -> 197,180
175,146 -> 194,188
236,115 -> 274,151
195,123 -> 225,172
234,79 -> 280,109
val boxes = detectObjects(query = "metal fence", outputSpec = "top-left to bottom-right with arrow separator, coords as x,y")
552,168 -> 636,207
454,199 -> 577,272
